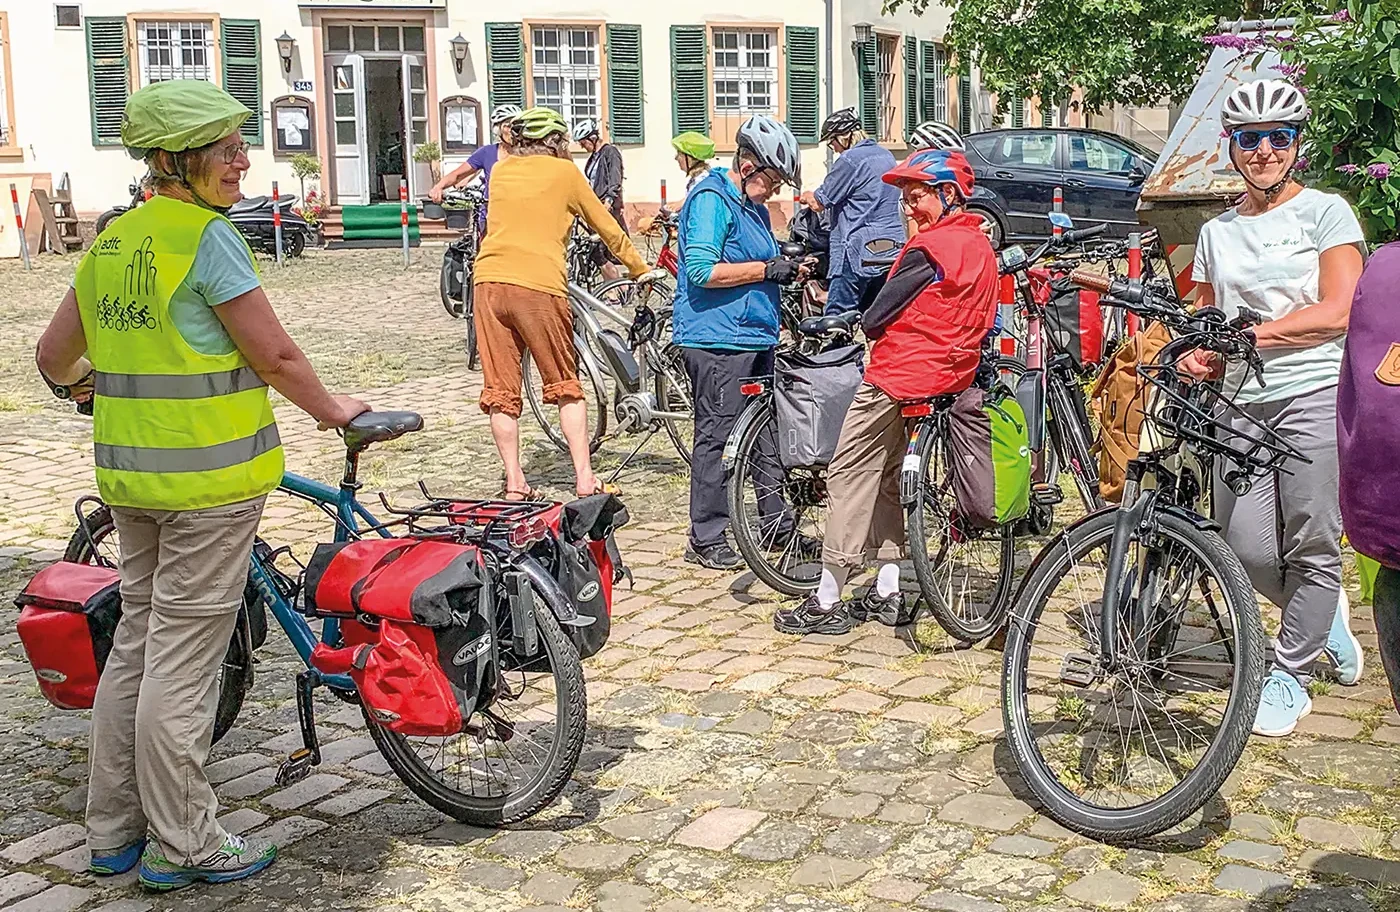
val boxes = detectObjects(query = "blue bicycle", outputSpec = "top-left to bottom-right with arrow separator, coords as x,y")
65,411 -> 590,826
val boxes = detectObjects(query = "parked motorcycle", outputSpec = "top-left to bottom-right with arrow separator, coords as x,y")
94,180 -> 310,257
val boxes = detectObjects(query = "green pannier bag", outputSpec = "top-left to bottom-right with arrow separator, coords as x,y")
948,384 -> 1032,528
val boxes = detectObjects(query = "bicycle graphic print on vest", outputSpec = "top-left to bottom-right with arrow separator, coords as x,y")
73,196 -> 284,511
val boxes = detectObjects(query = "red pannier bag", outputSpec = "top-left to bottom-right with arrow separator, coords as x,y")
1043,274 -> 1105,372
538,493 -> 630,659
15,562 -> 123,710
304,538 -> 500,737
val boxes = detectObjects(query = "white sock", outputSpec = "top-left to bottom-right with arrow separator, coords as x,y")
876,562 -> 901,598
816,567 -> 848,609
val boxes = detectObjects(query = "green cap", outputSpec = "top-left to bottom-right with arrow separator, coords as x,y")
121,79 -> 251,156
671,131 -> 715,160
514,106 -> 569,140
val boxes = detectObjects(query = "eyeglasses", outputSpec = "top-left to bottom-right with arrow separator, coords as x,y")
216,140 -> 251,164
1231,127 -> 1298,152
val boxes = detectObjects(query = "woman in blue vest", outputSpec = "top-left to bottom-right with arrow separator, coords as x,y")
799,108 -> 908,316
673,115 -> 805,569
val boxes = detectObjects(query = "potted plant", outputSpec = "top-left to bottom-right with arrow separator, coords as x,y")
294,189 -> 328,246
413,140 -> 442,183
379,135 -> 404,201
289,153 -> 321,204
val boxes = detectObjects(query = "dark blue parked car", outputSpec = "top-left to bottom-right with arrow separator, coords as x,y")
960,128 -> 1157,248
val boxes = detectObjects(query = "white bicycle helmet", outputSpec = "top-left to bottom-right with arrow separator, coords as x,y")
572,118 -> 601,142
736,114 -> 803,189
909,120 -> 965,152
490,104 -> 522,126
1221,79 -> 1309,129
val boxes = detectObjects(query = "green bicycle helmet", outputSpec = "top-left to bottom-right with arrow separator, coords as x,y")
514,107 -> 569,140
671,131 -> 715,161
121,79 -> 251,159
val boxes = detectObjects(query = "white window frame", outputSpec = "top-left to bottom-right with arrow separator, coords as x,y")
136,19 -> 216,87
928,43 -> 949,126
530,25 -> 600,127
712,28 -> 776,115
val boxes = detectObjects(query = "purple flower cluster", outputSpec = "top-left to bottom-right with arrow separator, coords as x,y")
1203,33 -> 1252,49
1331,9 -> 1352,22
1337,164 -> 1362,174
1294,157 -> 1310,171
1368,163 -> 1393,179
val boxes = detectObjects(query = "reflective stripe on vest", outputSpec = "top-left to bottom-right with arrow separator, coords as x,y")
73,196 -> 283,510
94,423 -> 282,473
95,366 -> 267,400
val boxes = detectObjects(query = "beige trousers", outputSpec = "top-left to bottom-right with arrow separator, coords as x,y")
86,496 -> 265,864
822,383 -> 907,570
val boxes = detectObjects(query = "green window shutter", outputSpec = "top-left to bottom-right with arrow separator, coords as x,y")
785,26 -> 819,144
221,20 -> 262,145
670,26 -> 708,135
1010,92 -> 1025,128
855,39 -> 877,135
920,41 -> 946,124
958,75 -> 972,135
86,17 -> 128,147
606,25 -> 644,144
903,37 -> 918,141
1041,103 -> 1054,127
485,23 -> 525,111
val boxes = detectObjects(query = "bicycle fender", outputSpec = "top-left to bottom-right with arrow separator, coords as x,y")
508,551 -> 593,628
1155,504 -> 1222,533
899,419 -> 935,506
1100,492 -> 1157,665
722,393 -> 772,472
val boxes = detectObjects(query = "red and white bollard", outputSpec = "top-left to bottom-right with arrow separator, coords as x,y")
659,179 -> 668,210
1125,232 -> 1142,336
998,274 -> 1017,359
399,179 -> 411,267
9,183 -> 31,271
1052,186 -> 1064,239
272,180 -> 284,267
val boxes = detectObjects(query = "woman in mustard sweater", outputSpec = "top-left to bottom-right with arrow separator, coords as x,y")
472,107 -> 653,499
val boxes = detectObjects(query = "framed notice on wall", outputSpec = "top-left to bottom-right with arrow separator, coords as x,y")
441,96 -> 483,155
271,96 -> 316,155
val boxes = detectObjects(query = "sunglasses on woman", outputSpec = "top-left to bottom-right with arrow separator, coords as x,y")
1231,127 -> 1298,152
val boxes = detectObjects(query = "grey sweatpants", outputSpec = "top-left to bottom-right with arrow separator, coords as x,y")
87,496 -> 265,864
1213,384 -> 1341,678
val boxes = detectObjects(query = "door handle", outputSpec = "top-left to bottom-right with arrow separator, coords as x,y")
1065,179 -> 1087,188
994,170 -> 1015,179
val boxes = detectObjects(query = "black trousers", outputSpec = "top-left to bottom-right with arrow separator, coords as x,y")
1371,566 -> 1400,713
681,346 -> 789,550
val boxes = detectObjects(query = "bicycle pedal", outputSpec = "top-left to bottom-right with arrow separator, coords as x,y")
1059,652 -> 1099,688
1032,483 -> 1065,506
275,748 -> 316,787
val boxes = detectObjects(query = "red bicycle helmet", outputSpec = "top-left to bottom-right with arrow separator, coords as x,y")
882,149 -> 976,199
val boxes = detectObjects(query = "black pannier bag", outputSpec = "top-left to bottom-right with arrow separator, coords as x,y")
773,344 -> 865,469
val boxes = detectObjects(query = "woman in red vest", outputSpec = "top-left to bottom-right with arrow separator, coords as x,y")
775,149 -> 1000,635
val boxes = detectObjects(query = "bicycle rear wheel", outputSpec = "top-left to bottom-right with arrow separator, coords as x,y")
1047,376 -> 1102,512
1001,509 -> 1263,841
65,504 -> 248,745
523,342 -> 608,455
905,418 -> 1015,642
651,339 -> 693,465
365,560 -> 587,826
727,401 -> 826,595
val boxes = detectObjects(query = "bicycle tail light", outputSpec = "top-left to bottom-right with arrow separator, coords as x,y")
507,515 -> 551,550
740,382 -> 766,396
900,403 -> 933,418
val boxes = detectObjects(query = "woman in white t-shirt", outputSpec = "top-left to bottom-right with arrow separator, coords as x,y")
1191,79 -> 1366,737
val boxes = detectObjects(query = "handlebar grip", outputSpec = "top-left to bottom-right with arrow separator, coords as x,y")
1063,224 -> 1109,244
1067,267 -> 1113,294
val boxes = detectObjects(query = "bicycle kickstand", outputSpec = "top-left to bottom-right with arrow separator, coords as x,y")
275,671 -> 322,786
606,427 -> 658,484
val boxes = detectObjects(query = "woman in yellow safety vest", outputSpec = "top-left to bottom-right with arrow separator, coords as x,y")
35,79 -> 367,893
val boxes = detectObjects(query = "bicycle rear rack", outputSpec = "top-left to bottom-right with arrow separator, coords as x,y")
376,481 -> 559,546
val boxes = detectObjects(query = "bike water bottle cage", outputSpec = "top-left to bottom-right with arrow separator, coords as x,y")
1231,127 -> 1298,152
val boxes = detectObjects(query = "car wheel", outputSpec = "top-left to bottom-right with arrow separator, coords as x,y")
969,207 -> 1004,249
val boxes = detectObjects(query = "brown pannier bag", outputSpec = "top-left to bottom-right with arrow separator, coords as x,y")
1090,321 -> 1173,503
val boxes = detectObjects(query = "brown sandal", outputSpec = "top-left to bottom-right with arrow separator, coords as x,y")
501,486 -> 542,502
577,481 -> 621,498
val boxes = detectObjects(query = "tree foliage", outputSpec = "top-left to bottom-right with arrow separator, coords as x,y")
881,0 -> 1260,113
1280,0 -> 1400,239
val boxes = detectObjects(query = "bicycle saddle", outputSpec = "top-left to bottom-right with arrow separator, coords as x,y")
797,311 -> 860,337
343,411 -> 424,452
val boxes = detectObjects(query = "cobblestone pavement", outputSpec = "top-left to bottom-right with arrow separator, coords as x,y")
1,251 -> 1398,912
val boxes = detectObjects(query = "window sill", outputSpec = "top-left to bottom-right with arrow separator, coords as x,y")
0,146 -> 23,162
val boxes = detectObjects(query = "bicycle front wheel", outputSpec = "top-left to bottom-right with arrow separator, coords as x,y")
1001,508 -> 1263,841
727,401 -> 826,595
522,343 -> 607,455
905,418 -> 1015,642
1047,376 -> 1102,513
365,560 -> 587,826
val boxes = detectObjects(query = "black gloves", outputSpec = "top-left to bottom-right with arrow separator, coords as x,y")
764,257 -> 802,284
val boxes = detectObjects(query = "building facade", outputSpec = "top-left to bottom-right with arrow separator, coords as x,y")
0,0 -> 982,218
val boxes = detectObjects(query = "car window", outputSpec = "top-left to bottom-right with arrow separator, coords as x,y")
968,133 -> 1057,169
1068,135 -> 1137,173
